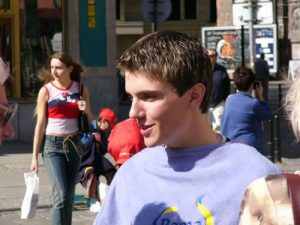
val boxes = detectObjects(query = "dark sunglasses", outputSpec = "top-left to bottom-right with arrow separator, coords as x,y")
209,54 -> 216,58
0,103 -> 18,128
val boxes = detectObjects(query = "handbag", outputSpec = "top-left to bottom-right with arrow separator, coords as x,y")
21,172 -> 39,219
78,84 -> 90,133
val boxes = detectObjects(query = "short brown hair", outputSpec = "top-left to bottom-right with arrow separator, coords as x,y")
117,31 -> 212,113
233,66 -> 255,92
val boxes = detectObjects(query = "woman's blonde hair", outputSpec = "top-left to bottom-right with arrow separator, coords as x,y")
284,76 -> 300,142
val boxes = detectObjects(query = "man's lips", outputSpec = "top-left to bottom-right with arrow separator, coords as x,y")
139,124 -> 153,137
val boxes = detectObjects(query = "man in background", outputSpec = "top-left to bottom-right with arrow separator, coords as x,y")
208,49 -> 230,132
254,53 -> 270,101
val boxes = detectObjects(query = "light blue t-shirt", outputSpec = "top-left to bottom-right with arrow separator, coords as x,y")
93,142 -> 281,225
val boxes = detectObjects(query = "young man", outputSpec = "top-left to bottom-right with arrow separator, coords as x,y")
93,31 -> 280,225
0,58 -> 16,145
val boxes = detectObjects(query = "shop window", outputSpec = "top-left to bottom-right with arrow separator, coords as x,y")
0,0 -> 10,10
19,0 -> 62,98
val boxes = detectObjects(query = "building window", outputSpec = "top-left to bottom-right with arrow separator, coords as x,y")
210,0 -> 217,22
168,0 -> 180,20
168,0 -> 198,21
185,0 -> 196,19
116,0 -> 120,20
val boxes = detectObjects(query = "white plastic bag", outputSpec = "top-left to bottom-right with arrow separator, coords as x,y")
21,172 -> 39,219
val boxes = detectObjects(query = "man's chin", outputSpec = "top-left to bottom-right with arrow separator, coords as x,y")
144,138 -> 162,148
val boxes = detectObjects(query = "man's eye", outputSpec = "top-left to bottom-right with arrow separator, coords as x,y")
142,94 -> 157,101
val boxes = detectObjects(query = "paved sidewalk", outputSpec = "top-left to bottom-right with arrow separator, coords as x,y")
0,142 -> 98,225
1,141 -> 300,225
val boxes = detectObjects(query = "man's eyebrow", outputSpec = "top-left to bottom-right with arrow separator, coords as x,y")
136,90 -> 161,94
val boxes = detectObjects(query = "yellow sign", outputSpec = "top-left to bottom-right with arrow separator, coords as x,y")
88,17 -> 96,28
87,0 -> 96,29
88,5 -> 95,17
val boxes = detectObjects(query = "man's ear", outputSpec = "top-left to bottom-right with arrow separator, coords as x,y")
189,83 -> 206,106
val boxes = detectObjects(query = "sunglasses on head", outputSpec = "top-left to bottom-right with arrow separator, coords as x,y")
0,103 -> 18,128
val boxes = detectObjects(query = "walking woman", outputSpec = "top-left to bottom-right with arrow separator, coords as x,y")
30,52 -> 93,225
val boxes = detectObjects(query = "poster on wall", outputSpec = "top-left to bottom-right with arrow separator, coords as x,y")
201,24 -> 277,73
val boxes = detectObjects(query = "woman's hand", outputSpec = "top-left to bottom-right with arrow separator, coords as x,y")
30,158 -> 38,173
78,100 -> 86,111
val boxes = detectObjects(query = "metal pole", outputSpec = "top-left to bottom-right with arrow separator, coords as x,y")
278,83 -> 282,108
273,114 -> 281,163
241,25 -> 245,66
151,0 -> 158,32
267,118 -> 274,162
248,0 -> 255,69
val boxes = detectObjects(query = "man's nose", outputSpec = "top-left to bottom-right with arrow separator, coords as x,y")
129,99 -> 141,119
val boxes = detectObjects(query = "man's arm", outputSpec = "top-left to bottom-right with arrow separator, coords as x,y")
223,70 -> 231,97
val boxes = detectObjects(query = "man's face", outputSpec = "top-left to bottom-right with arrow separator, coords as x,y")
125,71 -> 193,148
208,50 -> 217,65
0,84 -> 15,145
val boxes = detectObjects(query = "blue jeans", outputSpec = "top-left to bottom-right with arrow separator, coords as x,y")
43,135 -> 82,225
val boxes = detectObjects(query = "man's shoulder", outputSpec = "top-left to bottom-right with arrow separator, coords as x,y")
120,146 -> 164,166
215,63 -> 227,72
225,142 -> 279,169
222,142 -> 265,159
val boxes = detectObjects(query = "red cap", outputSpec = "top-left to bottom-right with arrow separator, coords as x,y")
108,119 -> 145,166
99,108 -> 117,129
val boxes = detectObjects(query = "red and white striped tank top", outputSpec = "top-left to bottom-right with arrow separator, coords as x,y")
44,81 -> 81,134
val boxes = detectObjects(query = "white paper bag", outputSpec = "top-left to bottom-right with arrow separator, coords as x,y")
21,172 -> 39,219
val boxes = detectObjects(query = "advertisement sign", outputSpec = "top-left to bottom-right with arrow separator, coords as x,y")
201,24 -> 277,73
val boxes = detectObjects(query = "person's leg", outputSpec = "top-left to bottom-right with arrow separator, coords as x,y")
43,136 -> 69,225
64,136 -> 82,225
